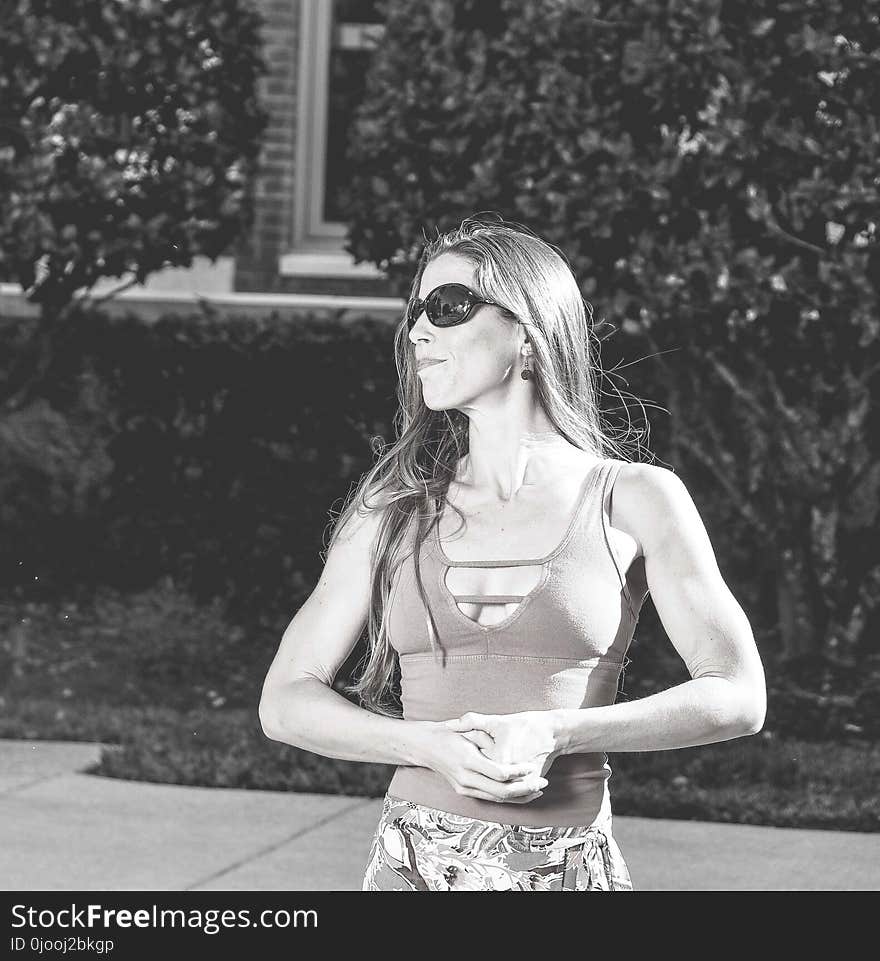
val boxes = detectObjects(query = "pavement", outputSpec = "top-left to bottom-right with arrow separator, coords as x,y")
1,739 -> 878,891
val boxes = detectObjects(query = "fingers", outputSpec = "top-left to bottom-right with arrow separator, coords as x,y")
477,767 -> 547,795
445,712 -> 491,733
463,771 -> 548,802
463,788 -> 545,804
460,729 -> 494,752
472,751 -> 540,785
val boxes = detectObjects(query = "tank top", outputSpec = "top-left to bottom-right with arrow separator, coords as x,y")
385,457 -> 649,827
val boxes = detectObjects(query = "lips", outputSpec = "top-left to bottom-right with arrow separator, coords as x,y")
417,359 -> 445,371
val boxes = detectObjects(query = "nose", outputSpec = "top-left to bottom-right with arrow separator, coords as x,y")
407,309 -> 432,343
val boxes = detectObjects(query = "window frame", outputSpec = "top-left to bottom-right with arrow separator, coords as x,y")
286,0 -> 384,277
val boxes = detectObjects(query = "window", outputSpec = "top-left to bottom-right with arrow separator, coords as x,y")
286,0 -> 384,276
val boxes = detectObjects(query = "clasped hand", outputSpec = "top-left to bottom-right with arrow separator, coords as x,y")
427,710 -> 561,804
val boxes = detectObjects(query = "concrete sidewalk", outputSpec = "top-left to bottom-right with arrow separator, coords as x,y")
2,739 -> 878,891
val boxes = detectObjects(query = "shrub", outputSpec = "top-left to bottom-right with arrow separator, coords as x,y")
0,308 -> 398,631
92,709 -> 397,796
0,0 -> 268,407
0,581 -> 276,712
345,0 -> 880,665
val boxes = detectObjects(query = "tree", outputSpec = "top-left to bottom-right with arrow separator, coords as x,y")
0,0 -> 268,409
344,0 -> 880,663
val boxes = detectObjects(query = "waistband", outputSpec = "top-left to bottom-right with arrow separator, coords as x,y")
381,790 -> 614,846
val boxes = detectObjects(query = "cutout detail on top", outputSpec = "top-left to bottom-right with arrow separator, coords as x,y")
443,563 -> 544,628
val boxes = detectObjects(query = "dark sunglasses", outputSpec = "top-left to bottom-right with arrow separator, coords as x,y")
406,283 -> 502,330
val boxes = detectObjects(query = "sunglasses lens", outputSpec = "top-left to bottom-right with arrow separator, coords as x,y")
407,284 -> 489,328
428,285 -> 473,326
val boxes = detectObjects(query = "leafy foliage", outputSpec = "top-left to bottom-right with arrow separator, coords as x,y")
0,582 -> 262,712
0,0 -> 267,305
0,0 -> 268,407
0,307 -> 399,629
345,0 -> 880,663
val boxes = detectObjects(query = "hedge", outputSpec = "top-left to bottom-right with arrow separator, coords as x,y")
1,304 -> 878,732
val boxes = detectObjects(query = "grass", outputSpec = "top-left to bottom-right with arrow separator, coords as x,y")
1,583 -> 878,831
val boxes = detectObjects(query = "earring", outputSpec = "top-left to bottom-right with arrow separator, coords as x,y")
520,345 -> 533,381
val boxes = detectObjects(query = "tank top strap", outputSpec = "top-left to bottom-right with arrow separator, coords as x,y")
596,459 -> 640,622
544,455 -> 608,556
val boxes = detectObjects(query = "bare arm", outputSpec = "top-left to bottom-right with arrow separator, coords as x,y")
258,505 -> 421,765
551,464 -> 767,755
258,501 -> 547,800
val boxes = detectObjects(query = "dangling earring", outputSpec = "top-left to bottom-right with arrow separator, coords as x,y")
520,344 -> 533,381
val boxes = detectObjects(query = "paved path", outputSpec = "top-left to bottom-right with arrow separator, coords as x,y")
2,739 -> 878,891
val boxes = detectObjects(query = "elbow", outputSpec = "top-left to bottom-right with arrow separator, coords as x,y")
746,673 -> 768,734
741,701 -> 766,736
732,685 -> 767,737
700,674 -> 766,738
258,685 -> 292,743
258,676 -> 322,744
735,712 -> 764,738
258,698 -> 282,742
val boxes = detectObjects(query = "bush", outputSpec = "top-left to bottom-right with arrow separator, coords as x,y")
92,709 -> 397,796
0,308 -> 398,629
345,0 -> 880,666
2,301 -> 878,712
0,396 -> 114,525
763,653 -> 880,740
0,0 -> 267,311
610,734 -> 880,831
0,581 -> 277,712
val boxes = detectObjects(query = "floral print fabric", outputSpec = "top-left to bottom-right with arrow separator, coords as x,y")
362,793 -> 633,891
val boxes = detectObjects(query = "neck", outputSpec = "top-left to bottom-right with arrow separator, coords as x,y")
459,418 -> 582,501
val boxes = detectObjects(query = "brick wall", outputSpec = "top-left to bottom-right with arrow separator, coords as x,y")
233,0 -> 299,293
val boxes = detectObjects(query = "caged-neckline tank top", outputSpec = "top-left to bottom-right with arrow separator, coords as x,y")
384,457 -> 649,827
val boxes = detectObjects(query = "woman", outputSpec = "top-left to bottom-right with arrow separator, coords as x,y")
258,217 -> 767,892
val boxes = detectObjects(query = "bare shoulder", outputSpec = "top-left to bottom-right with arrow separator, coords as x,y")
330,485 -> 413,550
329,497 -> 387,550
610,462 -> 697,559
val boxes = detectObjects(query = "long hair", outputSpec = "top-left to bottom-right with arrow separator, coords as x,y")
335,216 -> 645,717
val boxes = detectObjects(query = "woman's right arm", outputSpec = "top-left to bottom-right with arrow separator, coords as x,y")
257,504 -> 547,801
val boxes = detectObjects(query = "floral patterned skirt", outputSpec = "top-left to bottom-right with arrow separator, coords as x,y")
362,793 -> 633,891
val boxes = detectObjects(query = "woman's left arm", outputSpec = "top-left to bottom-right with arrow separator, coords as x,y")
554,462 -> 767,755
448,464 -> 767,764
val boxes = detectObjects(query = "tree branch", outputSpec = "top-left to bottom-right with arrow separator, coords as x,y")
74,275 -> 142,311
676,423 -> 772,540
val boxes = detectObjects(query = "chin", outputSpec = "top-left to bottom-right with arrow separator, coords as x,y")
419,385 -> 462,411
421,396 -> 454,412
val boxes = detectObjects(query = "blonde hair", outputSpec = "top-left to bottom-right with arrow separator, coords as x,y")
333,216 -> 646,716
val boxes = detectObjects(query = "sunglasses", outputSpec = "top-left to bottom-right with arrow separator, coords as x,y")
406,283 -> 503,330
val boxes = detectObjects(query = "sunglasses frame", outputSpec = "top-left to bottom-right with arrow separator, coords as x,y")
406,282 -> 503,330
